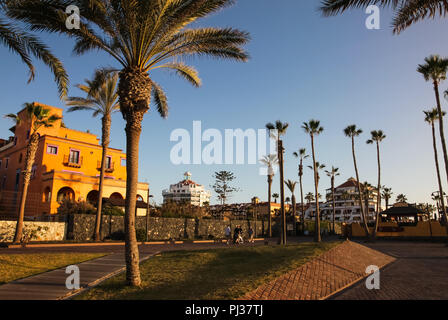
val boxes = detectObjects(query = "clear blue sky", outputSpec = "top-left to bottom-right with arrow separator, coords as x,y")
2,1 -> 448,206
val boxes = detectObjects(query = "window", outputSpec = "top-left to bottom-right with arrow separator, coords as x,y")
69,149 -> 80,164
0,175 -> 5,190
31,165 -> 37,179
105,156 -> 112,169
47,145 -> 58,155
121,158 -> 126,166
15,169 -> 20,191
19,153 -> 23,163
5,158 -> 9,169
0,160 -> 2,169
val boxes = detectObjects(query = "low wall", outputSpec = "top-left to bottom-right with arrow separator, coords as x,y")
351,221 -> 448,238
68,214 -> 272,242
0,221 -> 66,242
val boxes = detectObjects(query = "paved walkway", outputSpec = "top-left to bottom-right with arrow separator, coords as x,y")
332,241 -> 448,300
0,252 -> 158,300
242,241 -> 395,300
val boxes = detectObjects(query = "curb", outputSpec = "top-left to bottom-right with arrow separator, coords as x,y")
321,258 -> 398,300
4,238 -> 267,249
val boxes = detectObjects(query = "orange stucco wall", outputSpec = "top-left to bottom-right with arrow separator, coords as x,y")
0,102 -> 149,216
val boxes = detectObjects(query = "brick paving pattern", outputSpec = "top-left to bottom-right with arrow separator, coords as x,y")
242,240 -> 395,300
332,241 -> 448,300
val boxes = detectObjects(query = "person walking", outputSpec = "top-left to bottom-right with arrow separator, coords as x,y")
225,225 -> 231,245
248,226 -> 254,243
233,225 -> 239,244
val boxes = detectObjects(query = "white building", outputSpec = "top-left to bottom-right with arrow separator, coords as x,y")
162,172 -> 211,207
305,177 -> 378,223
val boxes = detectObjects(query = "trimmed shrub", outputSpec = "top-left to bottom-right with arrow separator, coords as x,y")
110,230 -> 125,241
136,228 -> 146,242
57,200 -> 96,215
102,204 -> 125,216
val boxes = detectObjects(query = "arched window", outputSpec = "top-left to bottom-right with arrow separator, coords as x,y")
57,187 -> 75,202
109,192 -> 123,200
136,195 -> 144,202
43,187 -> 51,202
87,190 -> 99,204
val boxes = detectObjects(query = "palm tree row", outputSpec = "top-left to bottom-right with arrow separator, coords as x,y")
5,0 -> 250,287
260,119 -> 388,242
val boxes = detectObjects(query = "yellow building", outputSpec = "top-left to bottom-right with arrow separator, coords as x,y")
0,103 -> 149,217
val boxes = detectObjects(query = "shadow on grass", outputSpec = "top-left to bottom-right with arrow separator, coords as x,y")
81,242 -> 340,300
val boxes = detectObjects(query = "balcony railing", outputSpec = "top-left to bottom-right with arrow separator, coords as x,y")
97,161 -> 115,173
63,155 -> 83,168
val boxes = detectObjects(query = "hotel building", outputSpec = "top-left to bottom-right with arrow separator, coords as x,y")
0,103 -> 149,217
162,172 -> 211,207
305,177 -> 377,223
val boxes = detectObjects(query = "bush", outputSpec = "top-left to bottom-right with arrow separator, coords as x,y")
110,230 -> 125,241
102,204 -> 125,216
136,228 -> 146,242
57,200 -> 96,215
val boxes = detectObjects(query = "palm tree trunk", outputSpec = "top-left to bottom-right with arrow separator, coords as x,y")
119,69 -> 152,286
310,135 -> 321,242
373,142 -> 382,239
331,177 -> 336,235
299,161 -> 305,234
433,81 -> 448,232
278,139 -> 286,245
431,122 -> 447,231
351,137 -> 370,238
124,113 -> 142,286
13,134 -> 39,243
94,115 -> 111,241
268,175 -> 272,238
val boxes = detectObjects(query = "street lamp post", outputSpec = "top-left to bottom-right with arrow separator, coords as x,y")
146,193 -> 154,242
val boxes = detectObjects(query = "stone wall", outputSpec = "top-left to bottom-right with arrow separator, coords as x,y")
68,214 -> 273,241
0,221 -> 66,242
0,215 -> 341,242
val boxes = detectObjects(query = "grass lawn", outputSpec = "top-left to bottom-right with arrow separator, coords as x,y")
0,253 -> 106,284
79,241 -> 340,300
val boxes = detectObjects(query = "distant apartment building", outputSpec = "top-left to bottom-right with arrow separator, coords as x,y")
305,177 -> 377,223
0,103 -> 149,217
209,198 -> 292,219
162,172 -> 211,207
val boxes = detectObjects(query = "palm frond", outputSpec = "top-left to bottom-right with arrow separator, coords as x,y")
151,80 -> 169,118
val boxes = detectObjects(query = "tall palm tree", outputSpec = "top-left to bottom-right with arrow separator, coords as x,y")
0,3 -> 67,97
344,125 -> 370,238
293,148 -> 309,233
325,166 -> 339,234
432,193 -> 442,218
418,56 -> 448,189
396,194 -> 408,203
367,130 -> 386,238
362,181 -> 374,223
5,103 -> 61,243
260,154 -> 278,237
272,193 -> 279,203
307,162 -> 326,185
424,109 -> 448,226
320,0 -> 448,34
285,180 -> 297,218
8,0 -> 250,286
266,121 -> 289,244
382,186 -> 393,209
66,69 -> 119,241
305,192 -> 314,204
302,120 -> 324,242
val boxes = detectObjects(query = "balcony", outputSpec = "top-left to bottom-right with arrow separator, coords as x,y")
97,161 -> 115,173
63,155 -> 83,168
